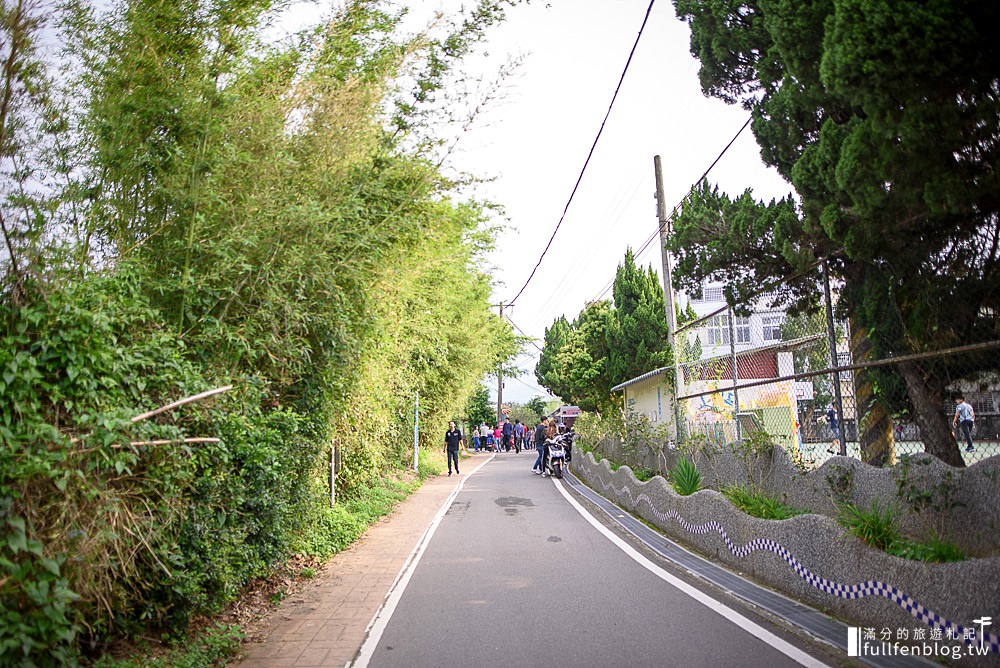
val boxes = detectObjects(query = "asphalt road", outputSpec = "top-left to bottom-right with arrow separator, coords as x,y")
355,453 -> 834,668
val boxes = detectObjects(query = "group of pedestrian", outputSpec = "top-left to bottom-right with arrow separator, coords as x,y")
469,417 -> 535,453
445,415 -> 573,479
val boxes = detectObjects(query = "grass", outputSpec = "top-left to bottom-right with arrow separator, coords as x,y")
838,500 -> 967,563
838,500 -> 900,551
94,623 -> 244,668
721,485 -> 810,520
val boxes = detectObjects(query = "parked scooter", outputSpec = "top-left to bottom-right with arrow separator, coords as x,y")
544,430 -> 574,479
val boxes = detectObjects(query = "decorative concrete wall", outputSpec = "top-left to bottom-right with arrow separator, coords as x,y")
573,450 -> 1000,659
671,444 -> 1000,557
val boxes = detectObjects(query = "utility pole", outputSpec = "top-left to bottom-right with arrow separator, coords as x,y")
654,155 -> 683,444
497,302 -> 504,426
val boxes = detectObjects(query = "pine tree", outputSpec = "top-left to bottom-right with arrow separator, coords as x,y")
607,249 -> 673,386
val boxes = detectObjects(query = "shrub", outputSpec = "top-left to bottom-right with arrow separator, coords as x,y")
669,458 -> 702,496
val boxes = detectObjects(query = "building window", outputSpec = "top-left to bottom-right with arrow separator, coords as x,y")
707,315 -> 749,345
703,285 -> 724,302
762,315 -> 784,342
735,316 -> 750,344
707,315 -> 727,345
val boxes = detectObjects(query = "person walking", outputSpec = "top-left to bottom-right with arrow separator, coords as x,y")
444,421 -> 462,476
513,420 -> 523,453
532,420 -> 547,475
493,424 -> 503,453
953,395 -> 976,453
480,422 -> 491,452
502,417 -> 513,453
825,405 -> 841,455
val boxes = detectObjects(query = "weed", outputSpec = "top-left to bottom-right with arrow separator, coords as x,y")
825,464 -> 855,506
95,623 -> 244,668
721,485 -> 809,520
891,532 -> 967,563
895,455 -> 965,539
729,429 -> 776,493
838,499 -> 900,551
299,567 -> 316,579
633,467 -> 659,482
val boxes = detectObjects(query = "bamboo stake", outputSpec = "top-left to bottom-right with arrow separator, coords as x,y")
120,437 -> 221,448
130,385 -> 233,423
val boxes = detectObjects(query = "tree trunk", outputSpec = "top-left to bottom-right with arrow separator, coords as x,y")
897,360 -> 965,467
850,323 -> 895,467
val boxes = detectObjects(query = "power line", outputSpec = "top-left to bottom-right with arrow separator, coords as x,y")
527,166 -> 646,330
587,114 -> 754,305
504,312 -> 544,352
506,0 -> 657,309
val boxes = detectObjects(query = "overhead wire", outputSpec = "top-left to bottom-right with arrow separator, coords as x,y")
505,0 -> 658,310
526,165 -> 646,330
586,114 -> 754,305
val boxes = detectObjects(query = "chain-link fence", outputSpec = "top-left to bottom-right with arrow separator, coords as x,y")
674,281 -> 1000,468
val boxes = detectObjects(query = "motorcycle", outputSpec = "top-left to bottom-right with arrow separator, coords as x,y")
544,430 -> 574,479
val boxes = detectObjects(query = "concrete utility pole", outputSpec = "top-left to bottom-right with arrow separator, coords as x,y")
497,302 -> 504,426
653,155 -> 683,443
654,156 -> 678,338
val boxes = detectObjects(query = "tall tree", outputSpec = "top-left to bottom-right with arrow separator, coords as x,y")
465,385 -> 494,429
671,0 -> 1000,466
535,314 -> 573,399
555,301 -> 614,413
606,249 -> 674,386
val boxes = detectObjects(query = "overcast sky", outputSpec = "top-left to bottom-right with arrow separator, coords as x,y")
273,0 -> 794,405
430,0 -> 792,404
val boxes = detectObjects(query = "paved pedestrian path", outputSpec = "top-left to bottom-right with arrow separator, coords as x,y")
236,455 -> 488,668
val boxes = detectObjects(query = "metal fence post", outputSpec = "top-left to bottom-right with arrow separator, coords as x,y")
823,261 -> 845,454
729,306 -> 741,441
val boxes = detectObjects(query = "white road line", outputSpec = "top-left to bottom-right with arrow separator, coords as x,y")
349,455 -> 494,668
553,478 -> 830,668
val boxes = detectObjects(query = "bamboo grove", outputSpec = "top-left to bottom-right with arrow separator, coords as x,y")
0,0 -> 522,663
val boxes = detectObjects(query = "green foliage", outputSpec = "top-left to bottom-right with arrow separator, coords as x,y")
535,249 -> 674,411
93,623 -> 244,668
0,271 -> 206,661
292,474 -> 416,559
836,498 -> 966,562
838,499 -> 901,552
571,411 -> 620,461
891,533 -> 967,564
535,315 -> 572,398
669,457 -> 702,496
464,386 -> 494,429
894,455 -> 965,545
671,0 -> 1000,465
606,249 -> 673,386
632,467 -> 658,482
535,303 -> 615,413
721,486 -> 808,521
0,0 -> 524,663
727,429 -> 775,493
